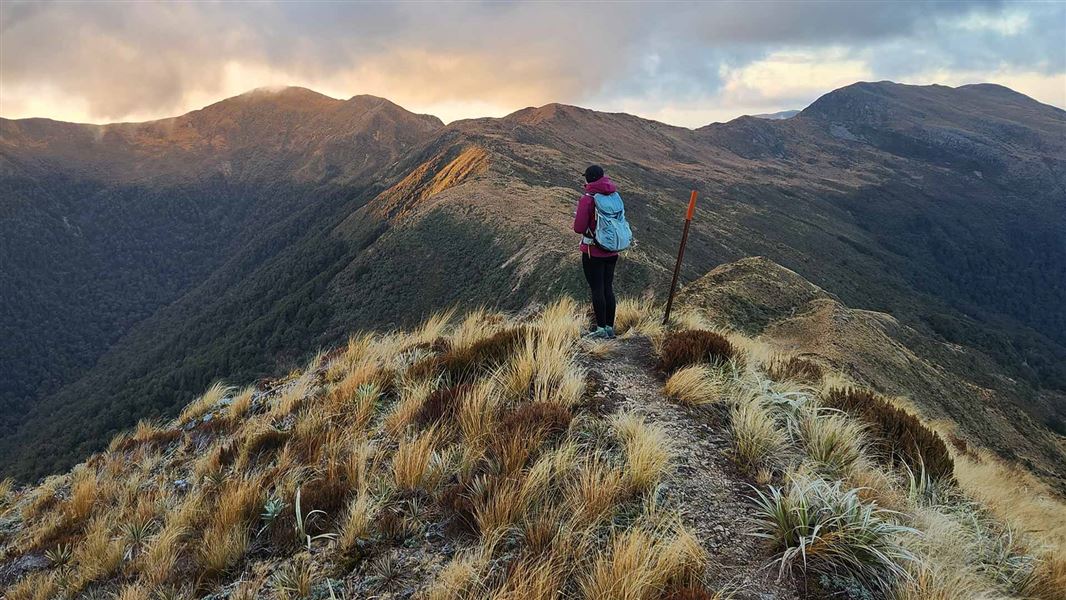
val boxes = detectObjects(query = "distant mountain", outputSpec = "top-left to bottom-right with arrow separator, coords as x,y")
750,109 -> 800,120
0,89 -> 444,467
2,81 -> 1064,483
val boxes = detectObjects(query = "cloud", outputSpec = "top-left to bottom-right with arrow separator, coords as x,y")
1,0 -> 1062,127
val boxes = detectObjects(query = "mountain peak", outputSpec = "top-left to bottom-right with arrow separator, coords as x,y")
799,80 -> 1061,123
199,86 -> 343,115
504,102 -> 594,125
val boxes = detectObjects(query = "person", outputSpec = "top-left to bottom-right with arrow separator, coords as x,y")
573,165 -> 620,339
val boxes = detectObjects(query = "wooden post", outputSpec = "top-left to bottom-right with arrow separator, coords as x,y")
663,190 -> 698,325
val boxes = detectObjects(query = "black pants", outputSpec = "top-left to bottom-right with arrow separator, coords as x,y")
582,253 -> 618,328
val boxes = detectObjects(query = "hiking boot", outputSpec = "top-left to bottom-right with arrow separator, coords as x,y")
605,326 -> 616,339
585,326 -> 610,339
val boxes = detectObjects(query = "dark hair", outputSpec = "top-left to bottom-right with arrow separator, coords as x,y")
583,165 -> 604,183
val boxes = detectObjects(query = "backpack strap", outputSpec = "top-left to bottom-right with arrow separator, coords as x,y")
582,193 -> 597,246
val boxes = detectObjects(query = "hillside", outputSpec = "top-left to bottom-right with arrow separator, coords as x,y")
2,81 -> 1065,482
0,89 -> 445,464
1,284 -> 1063,599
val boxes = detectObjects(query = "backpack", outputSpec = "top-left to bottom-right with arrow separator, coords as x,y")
586,192 -> 633,252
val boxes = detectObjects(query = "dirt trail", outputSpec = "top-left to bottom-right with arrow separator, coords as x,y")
581,336 -> 798,600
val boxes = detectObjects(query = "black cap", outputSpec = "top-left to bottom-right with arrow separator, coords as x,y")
583,165 -> 604,183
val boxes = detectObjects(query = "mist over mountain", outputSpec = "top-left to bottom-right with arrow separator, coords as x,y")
2,81 -> 1064,483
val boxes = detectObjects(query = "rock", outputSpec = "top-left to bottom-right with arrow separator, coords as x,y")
0,553 -> 49,586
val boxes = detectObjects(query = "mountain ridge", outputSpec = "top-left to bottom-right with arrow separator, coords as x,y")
2,79 -> 1064,486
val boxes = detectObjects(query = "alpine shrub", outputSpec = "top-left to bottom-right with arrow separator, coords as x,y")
656,330 -> 735,374
824,388 -> 954,481
769,356 -> 824,383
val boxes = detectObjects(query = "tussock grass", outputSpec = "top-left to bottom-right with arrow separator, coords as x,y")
66,468 -> 98,523
799,409 -> 867,477
568,454 -> 626,528
495,321 -> 585,408
198,523 -> 249,579
425,550 -> 488,600
581,520 -> 707,600
384,378 -> 435,435
344,439 -> 379,494
457,381 -> 499,449
583,338 -> 618,358
1024,553 -> 1066,600
393,427 -> 442,491
236,421 -> 289,469
449,325 -> 526,376
614,296 -> 657,337
141,522 -> 187,587
336,488 -> 378,557
181,381 -> 232,423
671,308 -> 711,331
415,307 -> 457,346
7,299 -> 1056,600
272,554 -> 317,599
488,402 -> 572,477
0,476 -> 14,506
450,307 -> 496,349
6,572 -> 60,600
730,400 -> 787,473
114,583 -> 152,600
472,475 -> 531,539
663,365 -> 723,406
538,296 -> 583,349
613,412 -> 671,493
72,515 -> 124,587
327,332 -> 376,378
954,450 -> 1066,553
111,418 -> 183,452
228,385 -> 256,419
490,555 -> 567,600
272,376 -> 314,417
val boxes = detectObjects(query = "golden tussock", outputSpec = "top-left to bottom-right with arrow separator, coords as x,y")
612,412 -> 671,493
181,381 -> 232,423
663,365 -> 724,406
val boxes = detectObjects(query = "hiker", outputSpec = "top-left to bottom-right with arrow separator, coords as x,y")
573,165 -> 632,339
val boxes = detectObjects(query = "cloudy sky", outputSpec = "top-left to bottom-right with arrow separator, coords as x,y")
2,1 -> 1064,127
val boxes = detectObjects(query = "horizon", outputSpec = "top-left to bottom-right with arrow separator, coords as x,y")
3,79 -> 1060,130
2,1 -> 1064,128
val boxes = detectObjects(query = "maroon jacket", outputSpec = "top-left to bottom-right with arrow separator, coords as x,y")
572,176 -> 620,258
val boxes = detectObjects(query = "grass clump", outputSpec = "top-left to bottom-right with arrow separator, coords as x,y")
180,381 -> 232,423
799,409 -> 867,477
413,326 -> 529,382
824,388 -> 954,481
612,412 -> 671,494
581,520 -> 707,600
663,365 -> 723,406
393,427 -> 442,491
6,571 -> 61,600
730,400 -> 787,473
751,475 -> 917,591
657,329 -> 735,374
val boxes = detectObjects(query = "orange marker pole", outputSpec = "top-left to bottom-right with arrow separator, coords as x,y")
663,190 -> 698,326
